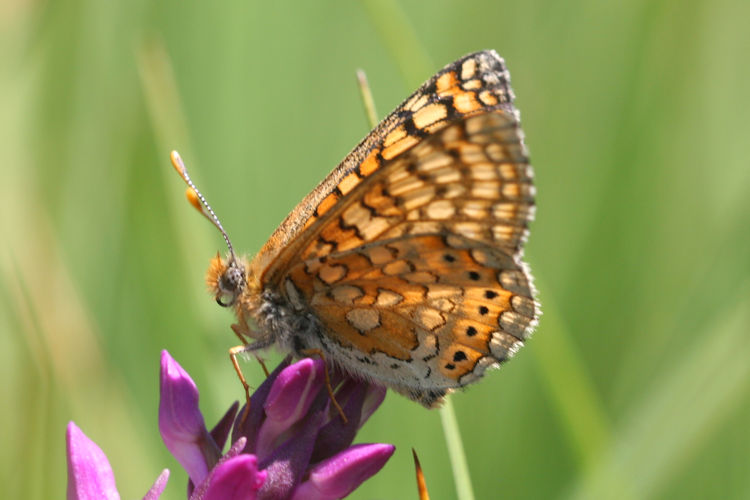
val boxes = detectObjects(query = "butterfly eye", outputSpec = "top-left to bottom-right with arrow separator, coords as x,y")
215,293 -> 235,308
216,261 -> 245,307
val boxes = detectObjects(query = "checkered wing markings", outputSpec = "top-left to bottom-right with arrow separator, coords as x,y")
281,112 -> 536,392
256,50 -> 517,281
298,111 -> 534,263
289,235 -> 536,384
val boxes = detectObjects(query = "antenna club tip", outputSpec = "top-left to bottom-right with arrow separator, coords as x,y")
185,187 -> 203,213
170,149 -> 236,257
170,150 -> 186,175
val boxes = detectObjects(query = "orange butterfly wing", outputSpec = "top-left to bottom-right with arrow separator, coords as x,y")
249,51 -> 537,406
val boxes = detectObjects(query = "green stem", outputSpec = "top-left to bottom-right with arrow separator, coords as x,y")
356,70 -> 379,129
440,398 -> 476,500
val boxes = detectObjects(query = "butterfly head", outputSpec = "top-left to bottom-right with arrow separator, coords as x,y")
206,253 -> 249,307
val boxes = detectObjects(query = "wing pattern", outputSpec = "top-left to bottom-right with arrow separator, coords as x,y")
250,51 -> 537,407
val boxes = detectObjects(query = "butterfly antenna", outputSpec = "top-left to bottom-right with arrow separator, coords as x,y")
170,150 -> 237,260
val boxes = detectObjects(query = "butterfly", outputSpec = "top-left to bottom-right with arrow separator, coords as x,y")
172,50 -> 538,408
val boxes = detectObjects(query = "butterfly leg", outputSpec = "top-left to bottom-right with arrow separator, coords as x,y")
229,324 -> 275,422
300,348 -> 348,424
228,343 -> 253,418
231,322 -> 270,377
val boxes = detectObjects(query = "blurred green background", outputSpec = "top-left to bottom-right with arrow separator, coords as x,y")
2,0 -> 749,498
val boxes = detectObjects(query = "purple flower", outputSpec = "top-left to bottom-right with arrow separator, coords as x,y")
188,438 -> 266,499
158,351 -> 393,500
289,444 -> 395,500
159,351 -> 221,485
65,421 -> 169,500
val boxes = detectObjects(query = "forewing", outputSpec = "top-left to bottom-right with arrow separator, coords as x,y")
296,111 -> 533,263
252,50 -> 519,281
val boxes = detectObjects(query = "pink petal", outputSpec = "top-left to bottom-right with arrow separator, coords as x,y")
359,384 -> 387,428
142,469 -> 169,500
231,357 -> 292,454
256,358 -> 325,457
258,410 -> 326,500
201,455 -> 267,500
66,422 -> 120,500
290,443 -> 395,500
159,350 -> 219,484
